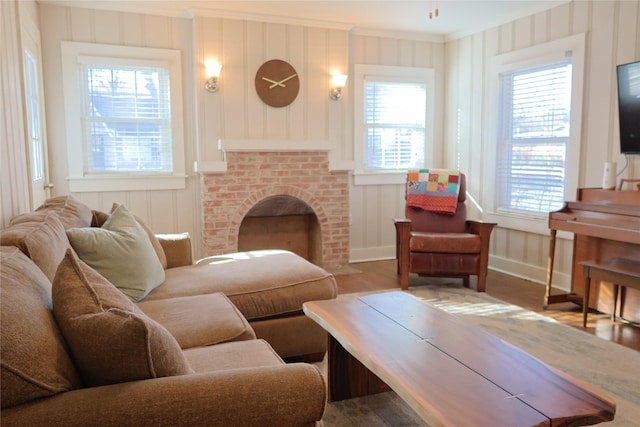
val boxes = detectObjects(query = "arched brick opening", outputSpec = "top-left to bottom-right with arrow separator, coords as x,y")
238,194 -> 322,265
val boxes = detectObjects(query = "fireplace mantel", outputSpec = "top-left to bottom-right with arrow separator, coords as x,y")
194,139 -> 354,173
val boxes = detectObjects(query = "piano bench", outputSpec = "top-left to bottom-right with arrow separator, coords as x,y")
581,258 -> 640,328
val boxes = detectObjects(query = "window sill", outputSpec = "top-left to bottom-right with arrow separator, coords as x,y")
352,170 -> 407,186
484,210 -> 573,240
68,175 -> 186,193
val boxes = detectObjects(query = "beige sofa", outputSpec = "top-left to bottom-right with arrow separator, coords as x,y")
1,195 -> 336,426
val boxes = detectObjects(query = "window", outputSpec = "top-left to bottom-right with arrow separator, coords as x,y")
24,48 -> 44,181
484,34 -> 586,235
364,81 -> 426,169
21,12 -> 50,208
497,58 -> 572,213
83,64 -> 172,174
354,65 -> 434,185
61,42 -> 185,192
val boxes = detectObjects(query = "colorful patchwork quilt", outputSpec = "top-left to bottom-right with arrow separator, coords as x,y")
406,169 -> 461,215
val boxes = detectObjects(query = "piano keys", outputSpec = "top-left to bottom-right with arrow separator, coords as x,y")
545,188 -> 640,323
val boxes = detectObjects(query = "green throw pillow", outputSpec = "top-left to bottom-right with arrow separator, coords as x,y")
66,205 -> 165,302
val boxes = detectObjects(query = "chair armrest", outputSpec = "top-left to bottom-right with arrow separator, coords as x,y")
393,218 -> 411,225
466,220 -> 497,292
466,220 -> 497,261
394,218 -> 412,277
393,218 -> 412,247
156,233 -> 193,268
466,220 -> 497,240
2,364 -> 326,427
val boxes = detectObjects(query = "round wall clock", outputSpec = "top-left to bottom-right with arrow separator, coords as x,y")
254,59 -> 300,108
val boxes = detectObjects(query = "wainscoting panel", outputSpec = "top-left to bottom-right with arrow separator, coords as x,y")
1,1 -> 30,227
6,1 -> 638,283
445,0 -> 639,289
348,1 -> 639,294
38,3 -> 201,254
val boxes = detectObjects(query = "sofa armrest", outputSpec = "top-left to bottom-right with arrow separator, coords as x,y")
2,364 -> 326,427
156,233 -> 193,268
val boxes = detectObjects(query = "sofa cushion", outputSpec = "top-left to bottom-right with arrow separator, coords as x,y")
35,195 -> 93,229
66,205 -> 165,302
0,247 -> 82,409
0,211 -> 69,282
137,293 -> 256,349
144,250 -> 338,321
52,249 -> 192,387
410,231 -> 481,253
183,339 -> 284,373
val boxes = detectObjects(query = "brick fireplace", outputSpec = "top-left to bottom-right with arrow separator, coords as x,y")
200,151 -> 349,268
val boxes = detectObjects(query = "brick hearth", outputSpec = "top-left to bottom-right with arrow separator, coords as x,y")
200,151 -> 349,268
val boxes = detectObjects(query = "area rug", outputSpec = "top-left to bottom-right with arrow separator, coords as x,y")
321,285 -> 640,426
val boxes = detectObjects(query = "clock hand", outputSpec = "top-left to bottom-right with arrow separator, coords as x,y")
262,76 -> 289,88
269,73 -> 298,89
262,76 -> 282,86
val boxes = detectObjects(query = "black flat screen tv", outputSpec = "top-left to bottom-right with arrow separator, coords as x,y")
617,60 -> 640,155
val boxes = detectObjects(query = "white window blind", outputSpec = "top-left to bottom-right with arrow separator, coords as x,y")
364,81 -> 426,169
80,61 -> 173,174
497,58 -> 572,214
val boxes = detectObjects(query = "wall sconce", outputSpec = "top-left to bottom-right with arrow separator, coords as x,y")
330,73 -> 348,100
205,61 -> 222,93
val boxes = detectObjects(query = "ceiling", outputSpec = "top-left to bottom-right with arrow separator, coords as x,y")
42,0 -> 571,40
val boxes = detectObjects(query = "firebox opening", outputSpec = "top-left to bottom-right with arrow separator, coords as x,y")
237,195 -> 322,265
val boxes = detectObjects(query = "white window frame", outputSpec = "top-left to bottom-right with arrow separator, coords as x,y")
483,33 -> 586,235
353,64 -> 435,186
24,44 -> 44,182
61,41 -> 185,192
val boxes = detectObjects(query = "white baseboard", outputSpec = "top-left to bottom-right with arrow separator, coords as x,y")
348,247 -> 572,293
349,246 -> 396,263
488,255 -> 571,292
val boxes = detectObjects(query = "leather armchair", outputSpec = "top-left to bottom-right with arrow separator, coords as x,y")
394,172 -> 496,292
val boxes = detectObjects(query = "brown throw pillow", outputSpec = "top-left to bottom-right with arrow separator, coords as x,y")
0,247 -> 82,408
91,209 -> 110,227
35,195 -> 93,229
52,249 -> 192,387
0,212 -> 69,282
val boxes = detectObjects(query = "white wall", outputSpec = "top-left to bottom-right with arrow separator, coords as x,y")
446,0 -> 640,289
347,1 -> 639,293
348,34 -> 447,262
4,1 -> 638,285
33,4 -> 354,260
38,3 -> 203,255
193,16 -> 350,166
1,1 -> 31,227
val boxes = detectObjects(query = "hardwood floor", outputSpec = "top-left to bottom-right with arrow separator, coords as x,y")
332,259 -> 640,352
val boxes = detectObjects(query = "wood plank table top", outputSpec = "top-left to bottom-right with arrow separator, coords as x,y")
304,291 -> 616,427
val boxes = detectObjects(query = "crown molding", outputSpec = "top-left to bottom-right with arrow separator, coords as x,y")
38,0 -> 354,31
350,27 -> 444,44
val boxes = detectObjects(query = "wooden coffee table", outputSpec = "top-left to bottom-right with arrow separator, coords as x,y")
303,291 -> 615,427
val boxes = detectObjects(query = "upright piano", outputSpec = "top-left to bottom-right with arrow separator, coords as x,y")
545,187 -> 640,323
